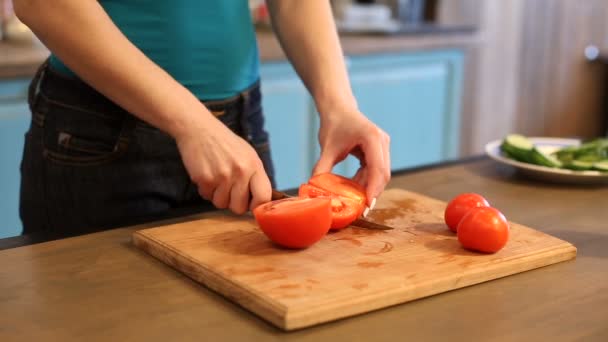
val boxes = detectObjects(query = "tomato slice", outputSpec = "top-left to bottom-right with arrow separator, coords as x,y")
299,183 -> 365,230
253,197 -> 332,249
308,173 -> 367,205
328,196 -> 365,230
298,183 -> 332,198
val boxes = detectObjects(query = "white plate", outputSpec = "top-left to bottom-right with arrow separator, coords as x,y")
485,137 -> 608,185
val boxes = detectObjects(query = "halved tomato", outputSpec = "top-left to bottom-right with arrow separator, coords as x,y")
299,182 -> 365,230
253,197 -> 332,249
308,173 -> 367,205
298,183 -> 332,198
329,196 -> 365,230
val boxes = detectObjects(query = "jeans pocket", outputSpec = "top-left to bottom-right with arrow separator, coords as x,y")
41,104 -> 133,167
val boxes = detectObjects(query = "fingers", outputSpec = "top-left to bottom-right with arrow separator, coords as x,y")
211,181 -> 232,209
196,175 -> 216,201
382,132 -> 391,182
312,148 -> 337,176
353,167 -> 368,188
313,143 -> 352,176
229,177 -> 250,215
361,130 -> 390,206
249,170 -> 272,211
178,118 -> 273,216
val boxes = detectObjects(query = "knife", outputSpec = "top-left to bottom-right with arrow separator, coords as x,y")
271,189 -> 394,230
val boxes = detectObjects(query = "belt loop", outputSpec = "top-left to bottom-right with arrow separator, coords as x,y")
28,59 -> 50,127
28,58 -> 49,111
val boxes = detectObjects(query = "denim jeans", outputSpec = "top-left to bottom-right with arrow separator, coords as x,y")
19,61 -> 275,237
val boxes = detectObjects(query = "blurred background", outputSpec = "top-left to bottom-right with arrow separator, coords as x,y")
1,0 -> 608,238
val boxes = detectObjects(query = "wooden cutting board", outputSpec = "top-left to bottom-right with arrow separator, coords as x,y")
132,189 -> 576,330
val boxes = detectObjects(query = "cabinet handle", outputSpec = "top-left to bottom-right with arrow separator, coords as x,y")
584,45 -> 605,63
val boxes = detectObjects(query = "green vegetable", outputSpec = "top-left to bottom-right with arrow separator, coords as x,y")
501,134 -> 533,163
499,134 -> 608,172
530,148 -> 562,168
563,160 -> 594,171
593,161 -> 608,172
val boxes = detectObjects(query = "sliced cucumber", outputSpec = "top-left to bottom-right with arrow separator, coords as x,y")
564,160 -> 594,171
553,146 -> 577,164
501,134 -> 533,163
530,148 -> 562,168
592,161 -> 608,172
576,154 -> 603,163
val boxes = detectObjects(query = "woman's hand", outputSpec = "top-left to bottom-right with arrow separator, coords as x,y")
265,1 -> 390,205
175,115 -> 272,214
313,109 -> 391,206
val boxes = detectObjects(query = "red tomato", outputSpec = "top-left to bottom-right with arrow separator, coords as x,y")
298,183 -> 332,198
253,197 -> 332,249
328,196 -> 365,230
457,206 -> 509,253
444,193 -> 490,232
299,183 -> 365,230
308,173 -> 367,205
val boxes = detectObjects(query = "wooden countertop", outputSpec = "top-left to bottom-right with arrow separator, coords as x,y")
0,29 -> 478,79
1,157 -> 606,341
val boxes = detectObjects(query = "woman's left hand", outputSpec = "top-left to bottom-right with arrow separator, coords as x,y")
313,109 -> 391,206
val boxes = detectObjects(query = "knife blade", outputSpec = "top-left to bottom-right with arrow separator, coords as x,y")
271,189 -> 394,230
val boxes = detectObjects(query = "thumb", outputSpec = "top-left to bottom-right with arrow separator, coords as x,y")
312,147 -> 339,176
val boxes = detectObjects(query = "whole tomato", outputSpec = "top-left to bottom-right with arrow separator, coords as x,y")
457,206 -> 509,253
444,193 -> 490,232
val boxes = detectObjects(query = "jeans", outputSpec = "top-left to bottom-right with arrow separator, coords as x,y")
19,60 -> 275,237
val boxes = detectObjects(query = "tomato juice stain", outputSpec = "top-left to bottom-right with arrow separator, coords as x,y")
352,283 -> 369,290
350,227 -> 387,236
357,261 -> 384,268
367,198 -> 417,224
334,237 -> 363,246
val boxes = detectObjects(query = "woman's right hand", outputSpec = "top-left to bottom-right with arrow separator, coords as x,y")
175,115 -> 272,215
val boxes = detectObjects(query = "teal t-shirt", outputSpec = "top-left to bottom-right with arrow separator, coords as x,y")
50,0 -> 259,100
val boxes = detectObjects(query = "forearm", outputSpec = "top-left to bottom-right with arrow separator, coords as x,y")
266,0 -> 357,116
14,0 -> 211,138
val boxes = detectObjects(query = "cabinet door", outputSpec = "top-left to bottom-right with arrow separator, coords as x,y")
260,63 -> 315,190
336,50 -> 464,177
0,101 -> 30,238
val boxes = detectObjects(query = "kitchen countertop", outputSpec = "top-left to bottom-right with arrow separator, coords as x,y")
0,28 -> 478,79
256,27 -> 478,61
1,157 -> 606,341
0,41 -> 49,79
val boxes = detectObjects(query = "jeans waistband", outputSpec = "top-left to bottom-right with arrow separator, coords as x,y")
29,59 -> 261,124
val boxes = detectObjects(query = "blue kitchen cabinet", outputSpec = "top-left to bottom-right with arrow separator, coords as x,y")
259,63 -> 316,190
259,49 -> 465,187
337,50 -> 464,177
0,78 -> 31,238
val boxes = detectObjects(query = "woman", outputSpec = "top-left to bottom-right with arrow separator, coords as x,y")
14,0 -> 391,236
